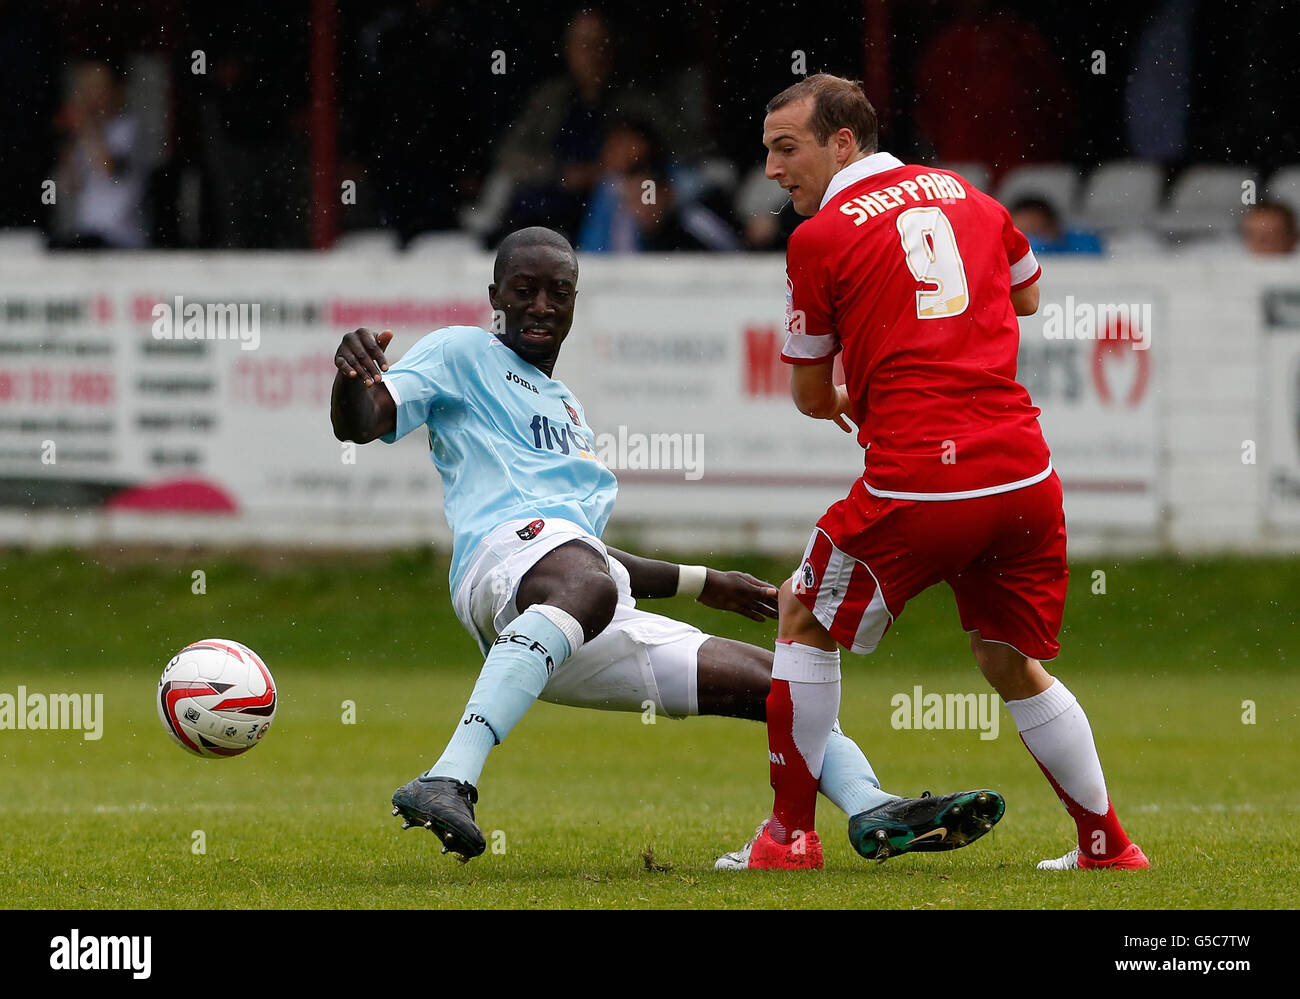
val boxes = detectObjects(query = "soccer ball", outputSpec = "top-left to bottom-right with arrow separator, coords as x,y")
157,639 -> 277,758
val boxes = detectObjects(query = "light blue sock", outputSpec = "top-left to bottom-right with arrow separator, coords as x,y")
819,721 -> 898,815
426,606 -> 577,786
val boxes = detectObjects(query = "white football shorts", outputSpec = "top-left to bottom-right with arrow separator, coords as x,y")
451,517 -> 709,718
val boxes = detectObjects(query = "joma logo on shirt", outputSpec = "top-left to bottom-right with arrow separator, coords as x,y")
505,371 -> 539,393
529,414 -> 594,459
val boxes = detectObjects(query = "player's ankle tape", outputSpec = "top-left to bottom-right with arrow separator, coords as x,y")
529,603 -> 586,655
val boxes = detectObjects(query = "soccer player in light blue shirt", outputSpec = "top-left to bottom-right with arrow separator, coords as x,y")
330,227 -> 969,865
377,321 -> 617,601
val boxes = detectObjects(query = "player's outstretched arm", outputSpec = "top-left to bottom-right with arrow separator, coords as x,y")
331,327 -> 397,443
606,547 -> 779,622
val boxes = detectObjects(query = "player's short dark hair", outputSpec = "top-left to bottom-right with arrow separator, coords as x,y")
765,74 -> 878,154
493,227 -> 578,283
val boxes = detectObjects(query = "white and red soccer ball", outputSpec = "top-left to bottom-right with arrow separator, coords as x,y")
157,639 -> 277,758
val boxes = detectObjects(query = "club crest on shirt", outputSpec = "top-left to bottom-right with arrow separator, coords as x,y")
563,400 -> 581,426
516,519 -> 545,541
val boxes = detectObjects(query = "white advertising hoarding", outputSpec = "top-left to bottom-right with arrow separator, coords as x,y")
0,253 -> 1191,550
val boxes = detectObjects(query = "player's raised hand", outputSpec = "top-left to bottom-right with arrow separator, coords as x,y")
698,569 -> 779,622
335,327 -> 394,387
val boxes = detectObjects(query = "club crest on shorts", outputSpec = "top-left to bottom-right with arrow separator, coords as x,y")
793,559 -> 817,594
516,519 -> 545,541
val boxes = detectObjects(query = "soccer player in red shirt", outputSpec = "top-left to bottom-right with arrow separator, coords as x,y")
716,74 -> 1148,872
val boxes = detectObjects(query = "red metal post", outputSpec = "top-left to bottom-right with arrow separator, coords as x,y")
309,0 -> 338,249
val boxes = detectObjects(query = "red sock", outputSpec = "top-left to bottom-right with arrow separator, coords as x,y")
766,678 -> 818,844
1025,738 -> 1132,861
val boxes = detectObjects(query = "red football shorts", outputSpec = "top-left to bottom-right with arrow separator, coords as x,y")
792,472 -> 1067,660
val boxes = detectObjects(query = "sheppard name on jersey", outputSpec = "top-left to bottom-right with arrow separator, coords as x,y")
0,686 -> 103,740
838,172 -> 968,226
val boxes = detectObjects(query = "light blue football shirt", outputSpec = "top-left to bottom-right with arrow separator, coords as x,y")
380,325 -> 618,594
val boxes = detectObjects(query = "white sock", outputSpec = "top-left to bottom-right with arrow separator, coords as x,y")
772,641 -> 841,779
1005,678 -> 1108,814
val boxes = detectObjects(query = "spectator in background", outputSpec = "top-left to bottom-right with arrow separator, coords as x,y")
492,9 -> 674,242
193,2 -> 310,249
353,0 -> 480,244
913,0 -> 1072,181
51,60 -> 148,248
577,119 -> 739,253
1241,201 -> 1298,256
1010,196 -> 1102,256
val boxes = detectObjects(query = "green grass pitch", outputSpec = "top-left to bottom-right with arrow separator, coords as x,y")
1,547 -> 1296,909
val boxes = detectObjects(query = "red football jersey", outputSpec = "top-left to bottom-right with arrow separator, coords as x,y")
781,152 -> 1050,499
